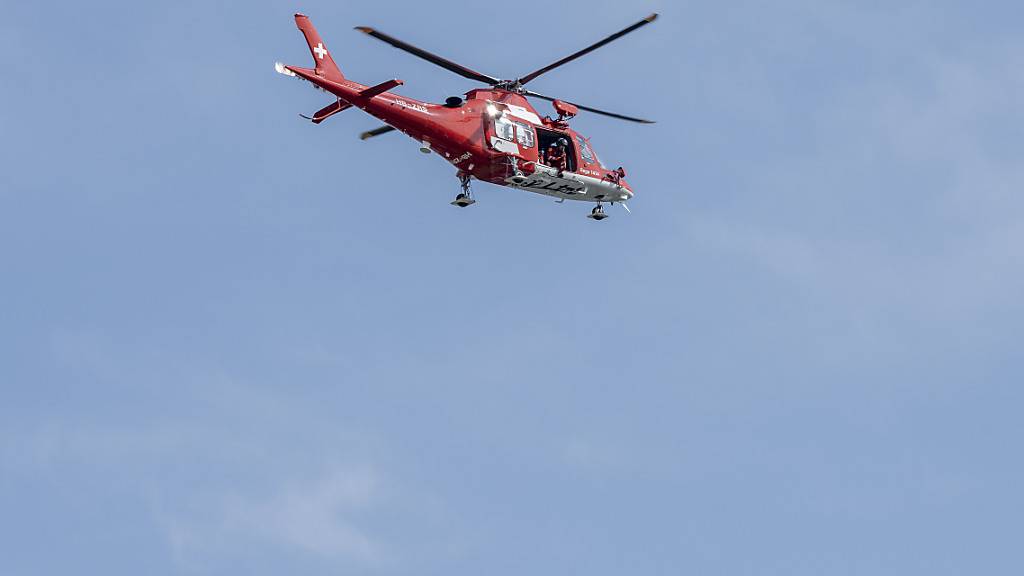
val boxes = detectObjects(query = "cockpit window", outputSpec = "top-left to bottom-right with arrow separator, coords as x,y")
494,116 -> 515,141
576,135 -> 595,164
514,122 -> 535,148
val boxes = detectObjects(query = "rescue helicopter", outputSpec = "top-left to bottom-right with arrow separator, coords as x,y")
275,12 -> 658,220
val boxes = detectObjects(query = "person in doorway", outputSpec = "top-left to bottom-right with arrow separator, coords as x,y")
545,138 -> 569,176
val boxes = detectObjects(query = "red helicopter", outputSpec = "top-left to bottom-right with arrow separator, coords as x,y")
276,12 -> 658,220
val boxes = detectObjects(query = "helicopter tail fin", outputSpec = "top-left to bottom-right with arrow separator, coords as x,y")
294,13 -> 344,82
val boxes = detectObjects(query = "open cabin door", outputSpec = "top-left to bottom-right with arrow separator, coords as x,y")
535,128 -> 577,173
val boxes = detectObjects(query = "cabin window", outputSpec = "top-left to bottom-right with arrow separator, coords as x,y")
514,122 -> 535,148
576,135 -> 595,164
494,116 -> 515,141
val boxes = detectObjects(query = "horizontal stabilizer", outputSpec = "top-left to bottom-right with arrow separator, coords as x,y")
359,79 -> 403,99
301,99 -> 352,124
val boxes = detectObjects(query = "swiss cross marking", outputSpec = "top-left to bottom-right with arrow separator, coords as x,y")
313,42 -> 327,60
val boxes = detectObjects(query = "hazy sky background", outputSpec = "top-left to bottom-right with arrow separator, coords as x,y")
2,1 -> 1023,574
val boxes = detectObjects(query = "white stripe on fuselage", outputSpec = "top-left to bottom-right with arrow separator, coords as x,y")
490,101 -> 543,126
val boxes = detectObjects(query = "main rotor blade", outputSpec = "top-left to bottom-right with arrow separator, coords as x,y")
517,13 -> 658,85
525,91 -> 655,124
355,26 -> 501,86
359,125 -> 397,140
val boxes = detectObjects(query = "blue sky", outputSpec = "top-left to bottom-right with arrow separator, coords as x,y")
2,1 -> 1023,574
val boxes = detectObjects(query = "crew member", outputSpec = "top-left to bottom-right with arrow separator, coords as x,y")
545,138 -> 569,176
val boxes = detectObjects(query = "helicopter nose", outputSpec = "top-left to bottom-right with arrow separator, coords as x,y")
618,182 -> 634,200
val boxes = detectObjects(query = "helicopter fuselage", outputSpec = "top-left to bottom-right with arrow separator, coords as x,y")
283,66 -> 634,204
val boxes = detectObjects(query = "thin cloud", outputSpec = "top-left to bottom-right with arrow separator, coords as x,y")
164,464 -> 389,569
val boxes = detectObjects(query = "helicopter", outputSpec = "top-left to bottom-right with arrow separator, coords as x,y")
275,12 -> 658,220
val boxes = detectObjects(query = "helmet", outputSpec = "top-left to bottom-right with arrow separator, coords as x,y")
558,138 -> 568,146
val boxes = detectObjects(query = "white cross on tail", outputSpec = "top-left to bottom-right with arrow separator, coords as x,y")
313,42 -> 327,60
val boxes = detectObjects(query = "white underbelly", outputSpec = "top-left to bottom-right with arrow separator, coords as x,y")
507,166 -> 631,202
